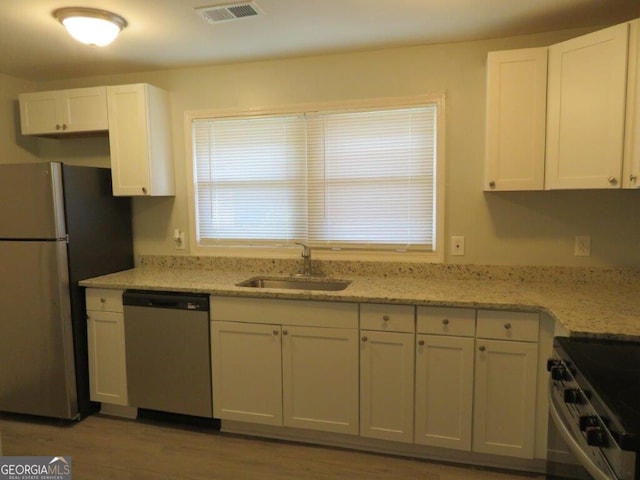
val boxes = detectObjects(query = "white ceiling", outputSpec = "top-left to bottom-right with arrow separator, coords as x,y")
2,0 -> 639,81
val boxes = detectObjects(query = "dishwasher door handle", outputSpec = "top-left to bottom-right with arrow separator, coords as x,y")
146,298 -> 181,308
123,290 -> 209,311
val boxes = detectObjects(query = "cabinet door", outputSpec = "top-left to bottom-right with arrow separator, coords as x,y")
485,48 -> 547,191
546,23 -> 629,189
107,84 -> 153,196
360,331 -> 414,443
624,19 -> 640,188
282,326 -> 358,434
414,334 -> 474,450
211,321 -> 283,426
62,87 -> 108,133
87,310 -> 128,405
19,91 -> 61,135
107,84 -> 175,196
473,339 -> 538,458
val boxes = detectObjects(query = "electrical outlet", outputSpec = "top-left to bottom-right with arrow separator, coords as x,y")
574,235 -> 591,257
173,228 -> 186,250
451,236 -> 465,256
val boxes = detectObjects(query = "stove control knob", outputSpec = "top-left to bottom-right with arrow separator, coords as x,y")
579,415 -> 599,431
563,388 -> 582,404
546,358 -> 561,371
586,427 -> 607,447
551,365 -> 570,381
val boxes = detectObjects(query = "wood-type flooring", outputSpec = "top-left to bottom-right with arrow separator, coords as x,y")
0,413 -> 546,479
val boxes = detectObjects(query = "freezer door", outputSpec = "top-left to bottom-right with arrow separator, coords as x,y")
0,162 -> 66,239
0,240 -> 78,419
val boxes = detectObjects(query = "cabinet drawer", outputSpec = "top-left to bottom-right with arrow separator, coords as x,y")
86,288 -> 124,313
476,310 -> 539,342
211,296 -> 358,329
416,306 -> 476,337
360,304 -> 415,332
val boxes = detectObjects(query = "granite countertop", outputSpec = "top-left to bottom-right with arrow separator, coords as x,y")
79,260 -> 640,342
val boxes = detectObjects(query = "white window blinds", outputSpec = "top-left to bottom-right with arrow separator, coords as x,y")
192,103 -> 438,251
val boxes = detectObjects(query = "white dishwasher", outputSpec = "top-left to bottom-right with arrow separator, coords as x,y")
123,290 -> 212,418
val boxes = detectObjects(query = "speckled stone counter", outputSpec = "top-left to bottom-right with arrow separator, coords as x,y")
79,256 -> 640,342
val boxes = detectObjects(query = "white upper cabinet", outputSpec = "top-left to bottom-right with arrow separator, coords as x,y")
486,19 -> 640,191
107,83 -> 176,196
624,19 -> 640,188
485,48 -> 548,191
545,23 -> 629,189
19,87 -> 108,135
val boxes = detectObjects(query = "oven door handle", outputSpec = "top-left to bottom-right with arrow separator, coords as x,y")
548,379 -> 616,480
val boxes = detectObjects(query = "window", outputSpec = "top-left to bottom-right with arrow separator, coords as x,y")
189,97 -> 443,257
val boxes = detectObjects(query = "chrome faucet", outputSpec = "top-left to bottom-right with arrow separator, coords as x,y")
295,242 -> 313,276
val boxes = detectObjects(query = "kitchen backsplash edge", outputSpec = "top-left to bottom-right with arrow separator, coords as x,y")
136,255 -> 640,285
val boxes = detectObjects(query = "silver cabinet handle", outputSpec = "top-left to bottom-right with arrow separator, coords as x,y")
479,345 -> 486,352
382,315 -> 390,321
442,318 -> 449,325
504,322 -> 512,330
608,176 -> 618,185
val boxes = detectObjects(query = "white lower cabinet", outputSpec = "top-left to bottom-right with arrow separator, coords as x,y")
359,303 -> 415,443
210,296 -> 359,435
415,306 -> 476,450
283,326 -> 359,434
211,321 -> 282,425
472,310 -> 539,459
210,295 -> 543,466
85,288 -> 128,406
360,330 -> 415,442
415,334 -> 475,450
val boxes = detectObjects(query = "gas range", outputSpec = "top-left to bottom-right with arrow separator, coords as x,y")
549,336 -> 640,480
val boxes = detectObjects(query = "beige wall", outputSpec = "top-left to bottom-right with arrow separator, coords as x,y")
12,27 -> 640,267
0,73 -> 39,163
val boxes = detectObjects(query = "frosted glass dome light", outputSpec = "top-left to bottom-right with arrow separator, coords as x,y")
53,7 -> 127,47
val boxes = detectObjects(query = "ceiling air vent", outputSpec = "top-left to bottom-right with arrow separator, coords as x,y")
195,2 -> 262,24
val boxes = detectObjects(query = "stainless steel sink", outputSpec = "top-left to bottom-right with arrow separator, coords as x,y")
237,276 -> 351,291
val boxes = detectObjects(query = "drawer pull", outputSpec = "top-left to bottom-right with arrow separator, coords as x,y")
504,322 -> 512,330
382,315 -> 390,321
418,340 -> 425,346
273,329 -> 279,336
442,318 -> 449,325
282,329 -> 288,335
361,336 -> 368,342
100,298 -> 106,304
479,345 -> 486,352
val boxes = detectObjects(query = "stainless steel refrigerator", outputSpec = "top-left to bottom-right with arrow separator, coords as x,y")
0,162 -> 133,420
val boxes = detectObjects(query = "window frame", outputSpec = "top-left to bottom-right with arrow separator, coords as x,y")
184,95 -> 446,262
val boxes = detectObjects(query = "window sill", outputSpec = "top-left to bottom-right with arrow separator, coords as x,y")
190,245 -> 443,263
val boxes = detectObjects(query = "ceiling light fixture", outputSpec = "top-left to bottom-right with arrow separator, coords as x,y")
53,7 -> 127,47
